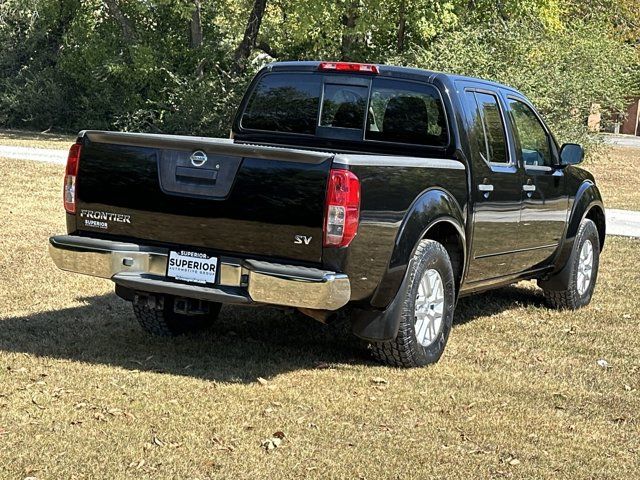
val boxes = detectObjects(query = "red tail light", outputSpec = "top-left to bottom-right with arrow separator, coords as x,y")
324,169 -> 360,248
318,62 -> 379,74
64,142 -> 82,214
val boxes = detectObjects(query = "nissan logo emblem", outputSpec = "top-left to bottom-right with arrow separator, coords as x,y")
190,150 -> 208,167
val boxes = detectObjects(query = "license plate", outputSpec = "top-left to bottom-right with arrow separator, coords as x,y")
167,250 -> 218,285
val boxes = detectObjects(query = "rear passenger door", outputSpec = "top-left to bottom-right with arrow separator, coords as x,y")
459,85 -> 524,282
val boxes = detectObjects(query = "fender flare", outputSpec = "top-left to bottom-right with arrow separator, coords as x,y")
351,187 -> 466,342
540,180 -> 605,291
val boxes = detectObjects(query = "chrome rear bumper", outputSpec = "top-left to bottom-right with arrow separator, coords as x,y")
49,235 -> 350,310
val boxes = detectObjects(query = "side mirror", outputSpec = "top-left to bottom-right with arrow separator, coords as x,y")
559,143 -> 584,166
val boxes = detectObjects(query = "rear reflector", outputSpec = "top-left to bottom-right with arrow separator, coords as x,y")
324,169 -> 360,248
318,62 -> 379,74
64,142 -> 82,214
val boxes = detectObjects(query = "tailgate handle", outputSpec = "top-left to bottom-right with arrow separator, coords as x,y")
175,166 -> 218,183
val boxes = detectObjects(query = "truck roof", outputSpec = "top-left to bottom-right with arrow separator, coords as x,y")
266,61 -> 524,97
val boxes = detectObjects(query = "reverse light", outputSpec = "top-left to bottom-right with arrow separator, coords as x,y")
318,62 -> 379,74
324,169 -> 361,248
64,142 -> 82,214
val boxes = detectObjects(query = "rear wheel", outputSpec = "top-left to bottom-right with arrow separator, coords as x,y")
132,294 -> 221,337
540,219 -> 600,310
370,240 -> 456,368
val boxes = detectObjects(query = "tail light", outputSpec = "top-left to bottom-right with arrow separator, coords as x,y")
64,142 -> 82,214
318,62 -> 379,74
324,169 -> 360,248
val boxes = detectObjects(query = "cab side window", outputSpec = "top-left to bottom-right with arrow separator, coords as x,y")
463,90 -> 509,164
508,99 -> 553,167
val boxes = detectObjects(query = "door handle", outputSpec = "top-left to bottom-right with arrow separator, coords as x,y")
478,184 -> 494,199
523,184 -> 536,197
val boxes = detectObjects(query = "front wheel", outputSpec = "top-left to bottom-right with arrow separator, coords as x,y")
370,240 -> 456,368
540,218 -> 600,310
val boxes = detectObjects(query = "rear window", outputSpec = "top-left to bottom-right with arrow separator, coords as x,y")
365,78 -> 447,146
241,73 -> 321,135
240,72 -> 448,148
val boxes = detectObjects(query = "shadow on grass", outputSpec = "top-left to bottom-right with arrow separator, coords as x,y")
454,283 -> 546,326
0,283 -> 544,383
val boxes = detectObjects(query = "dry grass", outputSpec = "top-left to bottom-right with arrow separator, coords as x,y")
0,129 -> 75,150
586,145 -> 640,210
1,158 -> 640,479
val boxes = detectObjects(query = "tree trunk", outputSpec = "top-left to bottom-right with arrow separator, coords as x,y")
233,0 -> 268,75
190,0 -> 204,78
190,0 -> 203,49
397,0 -> 406,53
340,1 -> 360,61
103,0 -> 137,58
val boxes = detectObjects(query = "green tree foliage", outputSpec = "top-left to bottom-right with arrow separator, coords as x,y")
0,0 -> 637,141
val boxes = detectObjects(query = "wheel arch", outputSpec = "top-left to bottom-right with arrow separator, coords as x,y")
370,187 -> 466,309
553,181 -> 605,272
421,218 -> 466,294
585,203 -> 605,251
351,188 -> 466,342
541,181 -> 605,291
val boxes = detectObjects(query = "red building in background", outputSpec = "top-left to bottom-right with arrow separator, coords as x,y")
619,97 -> 640,135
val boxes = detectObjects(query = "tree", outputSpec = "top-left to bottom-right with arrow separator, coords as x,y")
233,0 -> 268,75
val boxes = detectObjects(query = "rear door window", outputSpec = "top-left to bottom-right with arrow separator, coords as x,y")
463,90 -> 509,164
241,73 -> 321,135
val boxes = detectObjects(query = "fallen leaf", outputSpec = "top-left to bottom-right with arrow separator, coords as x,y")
153,436 -> 164,447
261,437 -> 282,451
257,377 -> 269,386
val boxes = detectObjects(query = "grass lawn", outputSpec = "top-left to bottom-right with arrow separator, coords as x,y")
586,145 -> 640,211
0,158 -> 639,479
0,129 -> 75,150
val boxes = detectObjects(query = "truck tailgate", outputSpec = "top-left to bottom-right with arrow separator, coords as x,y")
75,131 -> 333,264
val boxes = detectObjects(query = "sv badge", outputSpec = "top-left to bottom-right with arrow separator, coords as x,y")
294,235 -> 312,245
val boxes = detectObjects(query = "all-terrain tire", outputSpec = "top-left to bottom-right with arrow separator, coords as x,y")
540,219 -> 600,310
133,294 -> 221,337
370,240 -> 456,368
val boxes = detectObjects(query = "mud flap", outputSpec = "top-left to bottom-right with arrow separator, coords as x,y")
350,268 -> 411,342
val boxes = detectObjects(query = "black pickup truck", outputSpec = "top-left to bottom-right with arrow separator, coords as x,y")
49,61 -> 605,367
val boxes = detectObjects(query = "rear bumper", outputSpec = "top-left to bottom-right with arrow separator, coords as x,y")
48,235 -> 350,310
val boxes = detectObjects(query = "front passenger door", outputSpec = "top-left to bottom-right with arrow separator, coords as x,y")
506,97 -> 569,272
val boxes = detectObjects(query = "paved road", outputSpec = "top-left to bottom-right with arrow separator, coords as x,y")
2,143 -> 639,238
600,134 -> 640,149
606,209 -> 640,238
0,145 -> 67,164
